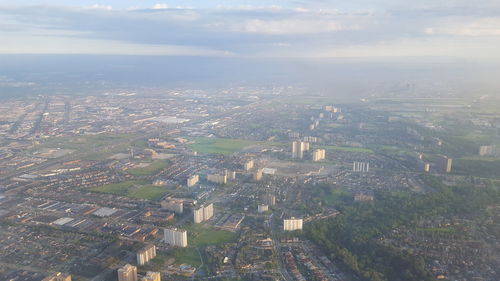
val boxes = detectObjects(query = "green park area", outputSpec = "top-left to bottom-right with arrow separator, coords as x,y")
37,133 -> 136,161
90,180 -> 167,200
322,145 -> 373,153
186,223 -> 238,247
126,160 -> 170,176
188,137 -> 284,155
150,224 -> 237,269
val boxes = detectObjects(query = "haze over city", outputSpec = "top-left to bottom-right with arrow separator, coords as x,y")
1,1 -> 500,281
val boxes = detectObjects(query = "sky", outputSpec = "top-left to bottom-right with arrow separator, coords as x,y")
1,0 -> 500,59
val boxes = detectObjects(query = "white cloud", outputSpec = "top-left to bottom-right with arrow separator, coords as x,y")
88,4 -> 112,11
152,4 -> 169,10
425,18 -> 500,36
0,31 -> 232,56
240,19 -> 351,34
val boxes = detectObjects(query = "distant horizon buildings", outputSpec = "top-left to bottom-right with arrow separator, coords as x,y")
164,228 -> 188,247
118,264 -> 137,281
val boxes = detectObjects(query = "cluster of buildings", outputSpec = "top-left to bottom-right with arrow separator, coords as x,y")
118,264 -> 160,281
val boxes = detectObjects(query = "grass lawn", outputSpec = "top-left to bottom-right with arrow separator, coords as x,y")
188,137 -> 284,155
128,185 -> 168,200
37,133 -> 136,161
186,223 -> 238,247
150,249 -> 201,269
416,227 -> 463,234
174,248 -> 202,267
90,180 -> 167,200
127,160 -> 171,176
321,145 -> 373,153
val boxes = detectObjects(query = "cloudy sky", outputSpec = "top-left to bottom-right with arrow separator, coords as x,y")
2,0 -> 500,59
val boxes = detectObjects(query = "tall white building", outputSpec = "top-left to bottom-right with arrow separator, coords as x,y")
118,264 -> 138,281
292,141 -> 310,159
312,149 -> 326,161
207,174 -> 227,185
283,218 -> 303,231
352,162 -> 370,172
224,169 -> 236,180
254,169 -> 263,181
243,160 -> 254,171
164,228 -> 188,247
193,203 -> 214,223
137,244 -> 156,266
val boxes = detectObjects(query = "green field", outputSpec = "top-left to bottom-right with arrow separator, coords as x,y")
189,137 -> 284,155
127,160 -> 171,176
416,227 -> 462,234
186,223 -> 238,247
37,133 -> 136,161
90,180 -> 167,200
174,248 -> 202,267
321,145 -> 373,153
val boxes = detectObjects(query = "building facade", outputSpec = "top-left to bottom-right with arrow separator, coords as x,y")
118,264 -> 138,281
193,203 -> 214,223
164,228 -> 188,247
312,149 -> 326,161
207,174 -> 227,185
283,218 -> 303,231
137,244 -> 156,266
